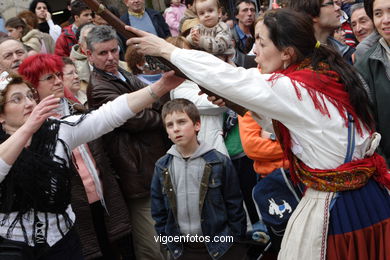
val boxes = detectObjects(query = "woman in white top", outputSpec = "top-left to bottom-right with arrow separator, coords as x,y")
127,8 -> 390,260
29,0 -> 61,41
0,72 -> 181,259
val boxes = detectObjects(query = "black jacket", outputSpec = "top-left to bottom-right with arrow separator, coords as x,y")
355,41 -> 390,166
120,8 -> 171,39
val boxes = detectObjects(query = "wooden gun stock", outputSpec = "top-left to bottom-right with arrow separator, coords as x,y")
82,0 -> 247,115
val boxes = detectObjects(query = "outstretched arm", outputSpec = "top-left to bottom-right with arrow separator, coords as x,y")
63,71 -> 185,149
125,71 -> 184,113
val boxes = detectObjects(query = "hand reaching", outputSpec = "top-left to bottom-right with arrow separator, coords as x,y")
125,26 -> 177,59
206,94 -> 226,107
157,70 -> 185,92
22,95 -> 60,135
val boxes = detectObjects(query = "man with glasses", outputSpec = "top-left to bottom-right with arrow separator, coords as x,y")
289,0 -> 355,63
0,37 -> 27,73
86,25 -> 167,260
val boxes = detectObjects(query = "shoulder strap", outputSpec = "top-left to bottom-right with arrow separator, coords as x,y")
344,114 -> 355,163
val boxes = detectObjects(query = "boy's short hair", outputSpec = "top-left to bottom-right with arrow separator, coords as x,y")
71,0 -> 91,17
162,98 -> 201,125
194,0 -> 221,14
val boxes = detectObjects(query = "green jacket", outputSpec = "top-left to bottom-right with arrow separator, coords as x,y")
355,39 -> 390,166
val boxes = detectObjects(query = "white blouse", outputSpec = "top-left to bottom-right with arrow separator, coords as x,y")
170,48 -> 373,170
0,95 -> 134,246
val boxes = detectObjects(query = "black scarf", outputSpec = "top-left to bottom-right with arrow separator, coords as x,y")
0,119 -> 76,242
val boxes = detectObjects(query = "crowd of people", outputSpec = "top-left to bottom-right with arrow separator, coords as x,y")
0,0 -> 389,259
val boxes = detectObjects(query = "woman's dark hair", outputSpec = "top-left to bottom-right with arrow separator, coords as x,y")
29,0 -> 52,14
5,17 -> 29,37
261,9 -> 375,129
364,0 -> 373,20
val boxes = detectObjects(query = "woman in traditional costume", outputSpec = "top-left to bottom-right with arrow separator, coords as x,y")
128,8 -> 390,260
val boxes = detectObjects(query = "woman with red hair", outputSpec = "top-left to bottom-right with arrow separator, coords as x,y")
0,59 -> 181,259
18,53 -> 127,258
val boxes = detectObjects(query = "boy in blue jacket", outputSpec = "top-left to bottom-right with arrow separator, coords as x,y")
151,98 -> 247,260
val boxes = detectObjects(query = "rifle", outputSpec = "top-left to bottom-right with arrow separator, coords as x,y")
81,0 -> 248,116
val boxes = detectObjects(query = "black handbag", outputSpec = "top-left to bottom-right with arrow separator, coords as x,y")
0,237 -> 34,260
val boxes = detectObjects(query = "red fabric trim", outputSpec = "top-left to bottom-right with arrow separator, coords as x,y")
327,218 -> 390,260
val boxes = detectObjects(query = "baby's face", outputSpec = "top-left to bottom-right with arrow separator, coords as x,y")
171,0 -> 181,6
196,0 -> 221,28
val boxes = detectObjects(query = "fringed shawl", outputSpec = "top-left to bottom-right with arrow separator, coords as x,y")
0,119 -> 75,244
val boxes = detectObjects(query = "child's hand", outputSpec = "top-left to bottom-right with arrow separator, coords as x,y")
190,28 -> 200,46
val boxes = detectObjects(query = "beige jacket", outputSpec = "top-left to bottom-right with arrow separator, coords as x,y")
22,29 -> 55,54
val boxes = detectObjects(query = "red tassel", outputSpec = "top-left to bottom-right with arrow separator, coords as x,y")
373,153 -> 390,189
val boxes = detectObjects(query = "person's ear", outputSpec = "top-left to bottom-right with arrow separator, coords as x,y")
74,15 -> 80,23
86,49 -> 92,58
0,115 -> 5,125
280,46 -> 296,69
136,63 -> 144,72
280,46 -> 295,63
218,8 -> 222,18
194,121 -> 201,132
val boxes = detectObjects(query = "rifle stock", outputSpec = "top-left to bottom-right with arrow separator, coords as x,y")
82,0 -> 248,116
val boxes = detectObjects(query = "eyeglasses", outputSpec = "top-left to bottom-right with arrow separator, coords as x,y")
321,1 -> 341,7
39,72 -> 62,82
5,92 -> 36,105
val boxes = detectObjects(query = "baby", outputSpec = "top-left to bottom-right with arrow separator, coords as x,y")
186,0 -> 234,63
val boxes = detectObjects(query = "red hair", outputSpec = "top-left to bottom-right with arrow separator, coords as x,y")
18,54 -> 64,88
